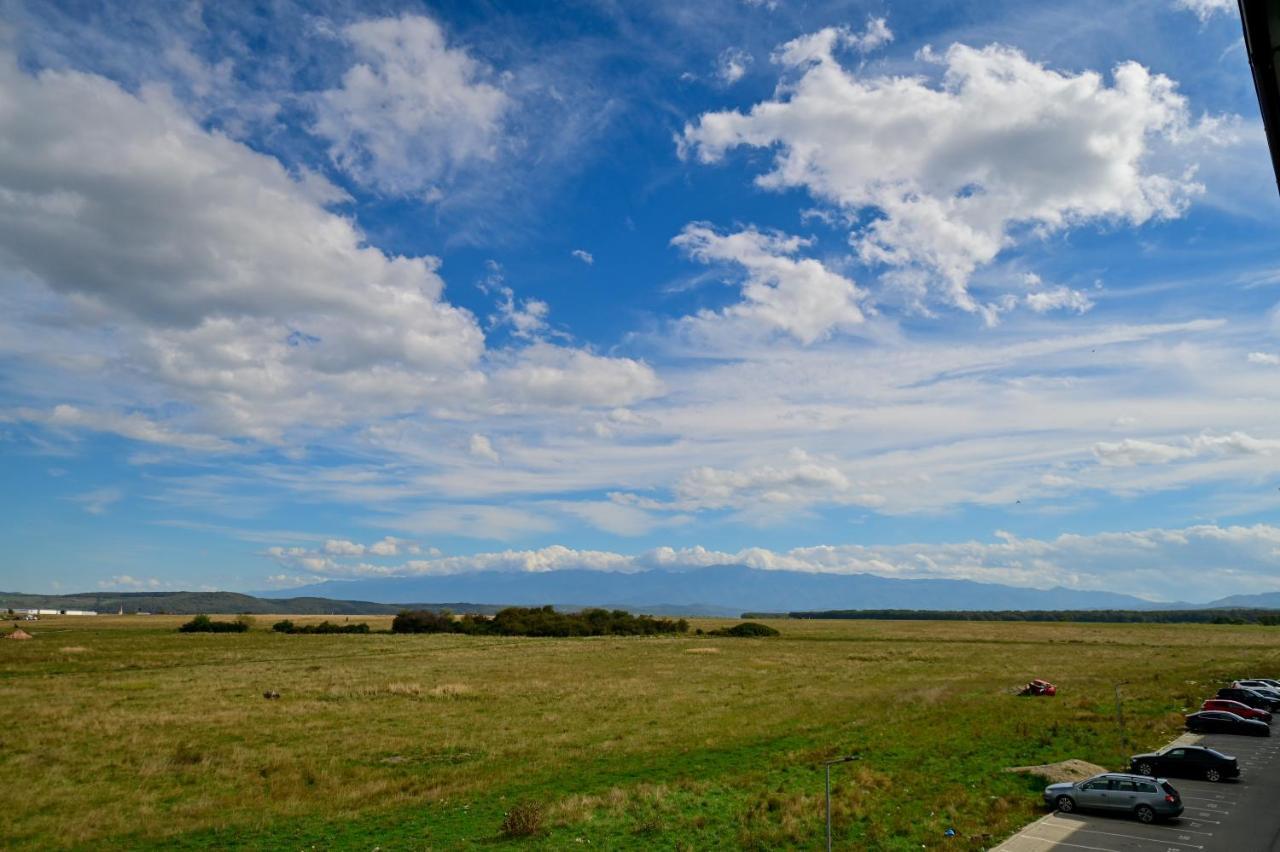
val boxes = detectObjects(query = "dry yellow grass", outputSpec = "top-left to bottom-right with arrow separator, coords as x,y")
0,614 -> 1277,850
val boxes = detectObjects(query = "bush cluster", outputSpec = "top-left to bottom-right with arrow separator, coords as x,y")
271,619 -> 370,634
178,614 -> 250,633
707,621 -> 780,637
392,605 -> 689,638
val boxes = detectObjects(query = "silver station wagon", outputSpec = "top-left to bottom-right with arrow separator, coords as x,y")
1043,772 -> 1183,823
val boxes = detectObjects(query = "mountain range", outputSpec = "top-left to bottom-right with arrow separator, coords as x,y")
10,568 -> 1280,617
262,566 -> 1212,615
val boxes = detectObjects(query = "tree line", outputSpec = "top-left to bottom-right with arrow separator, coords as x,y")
392,606 -> 689,637
769,609 -> 1280,624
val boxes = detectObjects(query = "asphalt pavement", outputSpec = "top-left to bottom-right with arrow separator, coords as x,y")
993,730 -> 1280,852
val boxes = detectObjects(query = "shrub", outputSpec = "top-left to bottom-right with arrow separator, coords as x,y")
709,622 -> 780,638
391,610 -> 463,634
501,800 -> 545,837
178,614 -> 248,633
272,619 -> 370,635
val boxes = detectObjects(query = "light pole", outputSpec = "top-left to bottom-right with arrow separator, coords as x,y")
824,754 -> 860,852
1114,681 -> 1129,749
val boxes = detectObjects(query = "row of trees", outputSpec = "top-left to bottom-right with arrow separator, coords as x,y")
271,619 -> 370,634
392,606 -> 690,637
780,608 -> 1280,624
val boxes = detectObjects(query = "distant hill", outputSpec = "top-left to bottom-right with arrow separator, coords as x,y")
265,566 -> 1171,614
1199,591 -> 1280,610
0,590 -> 501,616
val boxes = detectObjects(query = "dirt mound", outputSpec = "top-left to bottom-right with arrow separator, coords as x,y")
1005,759 -> 1109,784
5,628 -> 33,640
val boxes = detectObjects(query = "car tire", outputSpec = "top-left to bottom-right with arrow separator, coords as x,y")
1205,768 -> 1221,782
1055,796 -> 1075,814
1137,762 -> 1154,776
1135,805 -> 1156,824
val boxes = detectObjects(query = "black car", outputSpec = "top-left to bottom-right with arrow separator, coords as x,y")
1216,687 -> 1280,711
1185,711 -> 1272,737
1130,745 -> 1240,782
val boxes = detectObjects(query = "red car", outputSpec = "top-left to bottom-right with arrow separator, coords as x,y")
1202,698 -> 1272,723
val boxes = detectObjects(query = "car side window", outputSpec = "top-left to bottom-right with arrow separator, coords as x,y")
1114,780 -> 1139,792
1081,780 -> 1103,790
1137,782 -> 1156,793
1166,749 -> 1184,758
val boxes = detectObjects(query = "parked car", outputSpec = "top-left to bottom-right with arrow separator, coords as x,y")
1232,683 -> 1280,702
1043,773 -> 1182,823
1235,678 -> 1280,690
1130,745 -> 1239,782
1185,711 -> 1272,737
1216,687 -> 1280,711
1202,698 -> 1272,723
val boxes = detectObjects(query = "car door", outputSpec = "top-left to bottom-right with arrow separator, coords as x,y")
1161,748 -> 1188,777
1076,779 -> 1111,810
1111,779 -> 1140,812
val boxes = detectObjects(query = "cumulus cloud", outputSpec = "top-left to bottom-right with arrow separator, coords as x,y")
98,574 -> 164,590
681,40 -> 1203,310
1093,431 -> 1280,466
0,53 -> 657,448
313,14 -> 510,196
670,449 -> 884,511
490,344 -> 664,408
672,224 -> 865,343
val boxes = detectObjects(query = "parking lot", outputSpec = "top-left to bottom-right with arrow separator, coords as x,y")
994,732 -> 1280,852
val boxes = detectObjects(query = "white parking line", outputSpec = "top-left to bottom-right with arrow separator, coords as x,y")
1033,821 -> 1205,849
1024,833 -> 1174,852
1044,815 -> 1215,836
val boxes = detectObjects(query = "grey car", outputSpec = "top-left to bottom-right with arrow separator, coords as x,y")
1043,773 -> 1183,824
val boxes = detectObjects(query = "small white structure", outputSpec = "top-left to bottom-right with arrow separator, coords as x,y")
15,608 -> 98,617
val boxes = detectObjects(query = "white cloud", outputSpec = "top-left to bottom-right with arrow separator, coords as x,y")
672,224 -> 865,344
571,249 -> 594,265
716,48 -> 753,85
0,53 -> 655,448
1247,352 -> 1280,366
1024,286 -> 1094,315
469,433 -> 501,463
1094,431 -> 1280,466
671,449 -> 884,512
4,405 -> 231,452
774,19 -> 893,66
313,14 -> 510,196
1173,0 -> 1235,21
490,344 -> 664,408
681,40 -> 1203,311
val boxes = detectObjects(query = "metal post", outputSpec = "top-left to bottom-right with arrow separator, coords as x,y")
823,755 -> 860,851
825,763 -> 831,852
1114,681 -> 1129,748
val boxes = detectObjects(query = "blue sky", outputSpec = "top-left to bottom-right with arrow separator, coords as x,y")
3,0 -> 1280,602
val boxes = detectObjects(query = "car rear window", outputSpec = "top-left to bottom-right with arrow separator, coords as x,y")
1161,782 -> 1178,796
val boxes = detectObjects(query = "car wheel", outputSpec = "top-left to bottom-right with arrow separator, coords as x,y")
1137,762 -> 1154,776
1055,796 -> 1075,814
1205,768 -> 1221,782
1135,805 -> 1156,824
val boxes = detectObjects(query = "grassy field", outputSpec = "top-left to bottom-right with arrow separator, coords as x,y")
2,615 -> 1278,850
